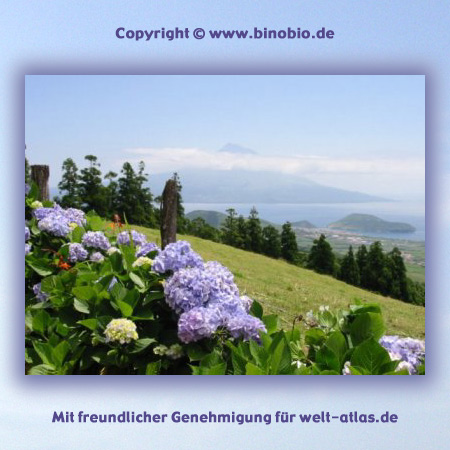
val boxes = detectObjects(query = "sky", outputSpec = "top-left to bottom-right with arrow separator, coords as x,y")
25,74 -> 425,199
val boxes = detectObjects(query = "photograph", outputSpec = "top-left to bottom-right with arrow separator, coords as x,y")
24,74 -> 425,375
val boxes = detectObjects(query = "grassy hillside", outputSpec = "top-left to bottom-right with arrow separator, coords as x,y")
133,226 -> 425,339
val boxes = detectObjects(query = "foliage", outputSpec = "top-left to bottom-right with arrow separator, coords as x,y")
25,184 -> 424,375
307,234 -> 336,275
281,222 -> 298,263
338,246 -> 360,286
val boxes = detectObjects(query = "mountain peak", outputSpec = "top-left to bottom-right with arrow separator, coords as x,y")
219,143 -> 257,155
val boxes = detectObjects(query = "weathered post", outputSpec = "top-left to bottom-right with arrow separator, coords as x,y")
160,178 -> 178,249
30,165 -> 50,201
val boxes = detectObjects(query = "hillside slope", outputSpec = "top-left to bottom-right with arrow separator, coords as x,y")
133,226 -> 425,338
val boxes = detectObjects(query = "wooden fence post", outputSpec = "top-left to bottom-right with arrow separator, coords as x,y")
160,178 -> 178,249
30,165 -> 50,201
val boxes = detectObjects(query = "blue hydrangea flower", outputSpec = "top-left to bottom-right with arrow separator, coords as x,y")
116,230 -> 147,247
82,231 -> 111,251
25,243 -> 32,255
25,226 -> 30,242
379,335 -> 425,374
68,243 -> 89,263
90,252 -> 105,263
177,307 -> 223,343
135,242 -> 160,258
164,261 -> 239,314
34,204 -> 86,237
32,283 -> 48,302
225,312 -> 266,342
153,240 -> 204,274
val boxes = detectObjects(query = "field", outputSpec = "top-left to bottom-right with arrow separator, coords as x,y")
133,226 -> 425,339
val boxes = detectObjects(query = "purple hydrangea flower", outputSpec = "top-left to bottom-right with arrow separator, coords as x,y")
379,335 -> 425,374
25,243 -> 32,255
82,231 -> 111,251
135,242 -> 160,258
116,230 -> 147,247
225,313 -> 266,342
25,226 -> 30,242
32,283 -> 48,302
34,204 -> 86,237
177,307 -> 223,343
164,261 -> 239,314
153,240 -> 204,274
90,252 -> 105,263
68,243 -> 89,263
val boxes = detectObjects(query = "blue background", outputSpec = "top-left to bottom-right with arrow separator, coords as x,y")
1,1 -> 449,448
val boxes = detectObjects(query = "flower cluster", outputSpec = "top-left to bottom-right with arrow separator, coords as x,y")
132,256 -> 153,268
104,318 -> 139,344
90,252 -> 105,263
34,204 -> 86,237
153,240 -> 204,274
32,283 -> 49,302
379,335 -> 425,374
153,344 -> 183,360
135,242 -> 160,258
82,231 -> 111,251
68,243 -> 89,263
116,230 -> 147,247
25,226 -> 31,255
165,259 -> 265,343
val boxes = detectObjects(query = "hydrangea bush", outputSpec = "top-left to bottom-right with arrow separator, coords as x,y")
25,182 -> 425,375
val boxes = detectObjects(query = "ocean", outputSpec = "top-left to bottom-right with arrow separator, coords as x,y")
184,201 -> 425,242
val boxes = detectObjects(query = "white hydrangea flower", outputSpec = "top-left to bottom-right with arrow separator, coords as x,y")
31,200 -> 43,209
342,361 -> 352,375
104,318 -> 138,344
132,256 -> 153,268
166,344 -> 183,360
69,222 -> 78,230
153,345 -> 168,356
107,246 -> 121,255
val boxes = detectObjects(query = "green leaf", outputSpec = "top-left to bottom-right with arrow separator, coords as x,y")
186,344 -> 210,362
32,309 -> 51,335
204,363 -> 227,375
350,303 -> 382,315
350,339 -> 392,375
73,298 -> 90,314
270,335 -> 291,374
316,346 -> 340,373
325,331 -> 348,366
245,362 -> 266,375
305,328 -> 326,347
200,351 -> 223,369
87,215 -> 104,231
249,340 -> 268,369
52,341 -> 70,367
350,312 -> 386,346
129,338 -> 156,354
145,361 -> 161,375
250,300 -> 263,319
71,226 -> 86,243
319,370 -> 340,375
116,300 -> 133,317
27,260 -> 53,277
130,272 -> 145,289
28,364 -> 56,375
72,286 -> 96,302
262,314 -> 279,335
32,342 -> 54,366
77,318 -> 98,331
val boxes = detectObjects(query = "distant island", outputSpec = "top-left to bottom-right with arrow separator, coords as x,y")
328,214 -> 416,234
291,220 -> 316,229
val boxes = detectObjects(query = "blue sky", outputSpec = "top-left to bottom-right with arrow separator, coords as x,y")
25,75 -> 425,198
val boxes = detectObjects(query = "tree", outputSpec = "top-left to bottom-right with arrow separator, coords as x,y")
172,172 -> 187,233
104,171 -> 119,217
25,145 -> 31,184
356,245 -> 369,288
261,225 -> 282,258
366,241 -> 390,295
387,247 -> 409,301
79,155 -> 108,216
307,234 -> 335,275
235,215 -> 248,249
221,208 -> 239,246
57,158 -> 81,209
281,222 -> 298,263
245,207 -> 263,253
338,246 -> 360,286
186,217 -> 220,242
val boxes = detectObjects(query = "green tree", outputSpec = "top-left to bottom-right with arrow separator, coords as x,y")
186,217 -> 220,242
261,225 -> 282,258
235,215 -> 248,249
58,158 -> 82,209
366,241 -> 390,295
356,244 -> 369,288
104,171 -> 119,217
79,155 -> 108,215
221,208 -> 239,246
245,207 -> 263,253
281,222 -> 298,263
338,246 -> 360,286
307,234 -> 335,275
387,247 -> 409,301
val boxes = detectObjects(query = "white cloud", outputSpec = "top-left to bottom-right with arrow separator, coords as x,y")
122,146 -> 424,177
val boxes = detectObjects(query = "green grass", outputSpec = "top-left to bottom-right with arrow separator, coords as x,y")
132,226 -> 425,339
